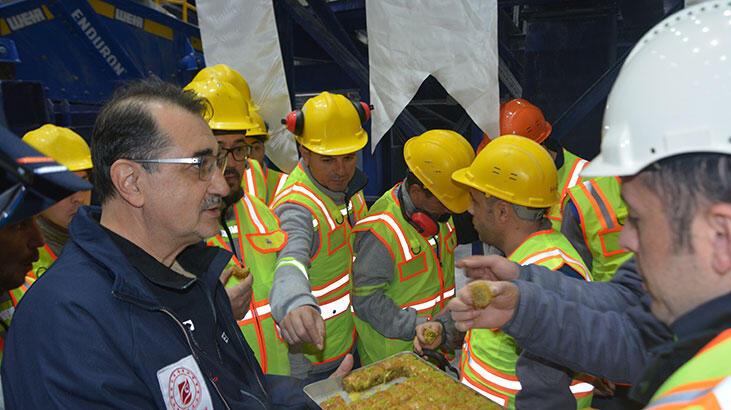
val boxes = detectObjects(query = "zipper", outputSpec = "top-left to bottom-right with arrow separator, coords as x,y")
158,308 -> 235,410
113,292 -> 268,410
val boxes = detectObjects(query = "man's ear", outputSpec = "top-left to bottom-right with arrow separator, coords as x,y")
709,202 -> 731,275
299,145 -> 310,165
495,200 -> 510,223
109,159 -> 144,208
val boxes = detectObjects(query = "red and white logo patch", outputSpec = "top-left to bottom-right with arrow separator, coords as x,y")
157,355 -> 213,410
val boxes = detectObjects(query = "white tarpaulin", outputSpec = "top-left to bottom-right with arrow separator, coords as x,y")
196,0 -> 298,172
367,1 -> 499,151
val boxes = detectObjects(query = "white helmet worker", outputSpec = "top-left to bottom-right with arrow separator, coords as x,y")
584,0 -> 731,177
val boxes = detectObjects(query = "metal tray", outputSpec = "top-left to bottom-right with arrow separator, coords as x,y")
303,351 -> 499,409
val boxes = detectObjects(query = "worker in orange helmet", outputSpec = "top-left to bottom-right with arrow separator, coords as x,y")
473,99 -> 630,282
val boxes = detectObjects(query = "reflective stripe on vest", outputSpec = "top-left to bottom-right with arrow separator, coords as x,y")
564,159 -> 588,198
272,184 -> 337,230
242,302 -> 273,322
647,376 -> 731,409
245,167 -> 258,198
648,328 -> 731,408
320,293 -> 351,320
404,287 -> 456,313
518,247 -> 591,281
357,213 -> 413,261
274,174 -> 289,198
312,270 -> 349,299
243,195 -> 267,234
462,376 -> 509,407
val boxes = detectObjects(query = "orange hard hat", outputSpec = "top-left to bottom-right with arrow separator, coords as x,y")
500,98 -> 552,144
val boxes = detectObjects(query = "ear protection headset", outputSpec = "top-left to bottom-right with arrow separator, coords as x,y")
398,183 -> 439,238
282,100 -> 373,135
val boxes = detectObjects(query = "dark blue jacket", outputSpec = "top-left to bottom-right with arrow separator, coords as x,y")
2,206 -> 311,409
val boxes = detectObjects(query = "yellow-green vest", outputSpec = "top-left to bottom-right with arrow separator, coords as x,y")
265,168 -> 289,205
566,176 -> 633,282
647,328 -> 731,409
1,276 -> 36,362
206,194 -> 290,375
27,244 -> 57,280
270,163 -> 368,366
548,149 -> 589,231
460,229 -> 594,409
241,159 -> 268,204
351,185 -> 457,365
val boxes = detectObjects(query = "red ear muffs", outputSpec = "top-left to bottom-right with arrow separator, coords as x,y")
282,110 -> 305,135
410,211 -> 439,238
352,101 -> 373,124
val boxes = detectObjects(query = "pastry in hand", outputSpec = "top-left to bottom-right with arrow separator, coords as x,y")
231,265 -> 250,280
469,281 -> 493,309
422,325 -> 441,346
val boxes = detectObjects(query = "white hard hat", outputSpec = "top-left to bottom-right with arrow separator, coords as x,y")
584,1 -> 731,177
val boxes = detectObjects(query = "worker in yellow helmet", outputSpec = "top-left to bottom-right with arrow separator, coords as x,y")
21,125 -> 93,282
1,124 -> 93,324
351,130 -> 474,365
184,78 -> 291,375
270,91 -> 370,381
243,112 -> 289,205
193,64 -> 287,205
422,135 -> 594,409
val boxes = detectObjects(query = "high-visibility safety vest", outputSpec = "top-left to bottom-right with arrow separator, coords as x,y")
27,243 -> 57,280
241,159 -> 268,204
266,168 -> 289,205
1,276 -> 36,361
241,159 -> 290,205
548,149 -> 589,231
460,229 -> 594,409
206,194 -> 290,375
351,185 -> 457,365
270,163 -> 368,366
566,176 -> 633,282
646,328 -> 731,409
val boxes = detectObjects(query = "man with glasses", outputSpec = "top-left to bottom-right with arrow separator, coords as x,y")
186,79 -> 292,376
2,78 -> 347,408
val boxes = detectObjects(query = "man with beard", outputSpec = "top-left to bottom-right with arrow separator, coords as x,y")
448,2 -> 731,408
2,78 -> 349,408
350,130 -> 474,364
20,125 -> 93,281
447,135 -> 594,409
270,91 -> 370,381
185,78 -> 291,376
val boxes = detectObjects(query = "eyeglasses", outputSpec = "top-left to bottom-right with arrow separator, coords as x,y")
220,145 -> 251,161
131,154 -> 228,181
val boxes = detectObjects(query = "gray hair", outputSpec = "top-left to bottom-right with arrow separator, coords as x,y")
91,77 -> 208,203
638,153 -> 731,250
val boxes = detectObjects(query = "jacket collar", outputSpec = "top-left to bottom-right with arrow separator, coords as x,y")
671,291 -> 731,339
69,206 -> 232,307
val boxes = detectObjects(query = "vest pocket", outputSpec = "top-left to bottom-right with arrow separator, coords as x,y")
327,225 -> 347,255
246,230 -> 287,254
398,252 -> 428,281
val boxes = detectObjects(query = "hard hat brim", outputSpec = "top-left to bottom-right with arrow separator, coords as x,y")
299,129 -> 368,156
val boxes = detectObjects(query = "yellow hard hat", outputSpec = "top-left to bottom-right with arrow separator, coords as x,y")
452,134 -> 558,208
22,124 -> 92,171
404,130 -> 475,213
246,111 -> 269,140
192,64 -> 258,111
184,79 -> 257,131
284,92 -> 369,156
